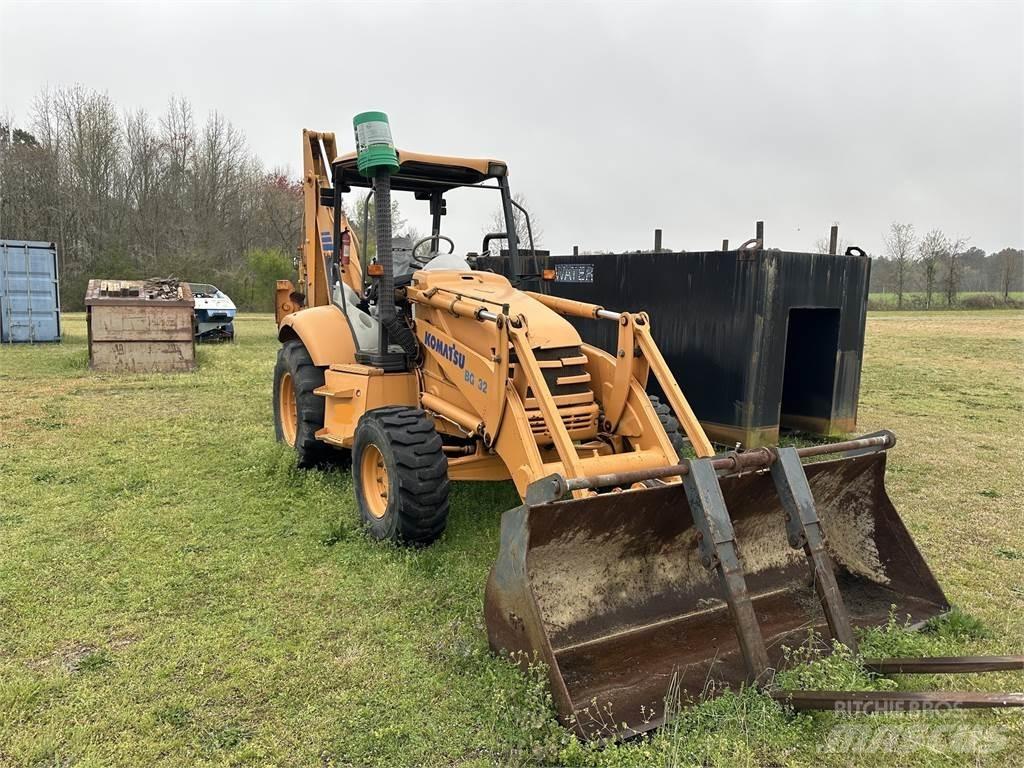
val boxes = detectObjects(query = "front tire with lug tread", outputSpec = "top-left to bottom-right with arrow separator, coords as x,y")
649,394 -> 690,457
353,407 -> 449,546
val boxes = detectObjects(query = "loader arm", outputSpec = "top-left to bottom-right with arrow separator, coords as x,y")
406,272 -> 687,496
525,290 -> 714,457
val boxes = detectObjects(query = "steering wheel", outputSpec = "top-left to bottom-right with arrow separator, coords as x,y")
411,235 -> 455,268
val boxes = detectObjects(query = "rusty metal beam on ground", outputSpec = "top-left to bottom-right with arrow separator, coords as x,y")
772,690 -> 1024,711
864,656 -> 1024,675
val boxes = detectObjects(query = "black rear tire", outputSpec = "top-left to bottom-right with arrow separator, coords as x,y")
273,339 -> 349,469
353,407 -> 449,546
649,394 -> 690,457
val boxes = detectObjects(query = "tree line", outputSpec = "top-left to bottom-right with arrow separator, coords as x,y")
0,86 -> 301,310
2,87 -> 1019,313
868,223 -> 1021,308
0,86 -> 540,311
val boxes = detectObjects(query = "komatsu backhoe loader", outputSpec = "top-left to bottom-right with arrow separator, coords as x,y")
273,112 -> 1023,739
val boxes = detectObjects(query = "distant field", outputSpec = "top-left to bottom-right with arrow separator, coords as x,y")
0,311 -> 1022,767
868,291 -> 1023,308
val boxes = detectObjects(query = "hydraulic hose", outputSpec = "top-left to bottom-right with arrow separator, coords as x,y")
374,169 -> 395,323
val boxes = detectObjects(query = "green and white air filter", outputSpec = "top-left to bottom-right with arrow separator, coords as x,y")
353,111 -> 399,177
351,110 -> 416,366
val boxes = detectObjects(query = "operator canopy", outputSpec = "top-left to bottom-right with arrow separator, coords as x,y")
334,149 -> 507,193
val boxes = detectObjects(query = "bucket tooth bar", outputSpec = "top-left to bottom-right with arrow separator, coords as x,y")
770,446 -> 858,651
548,432 -> 1024,716
683,457 -> 770,682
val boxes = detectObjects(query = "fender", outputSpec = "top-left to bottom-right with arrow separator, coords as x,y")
277,304 -> 357,367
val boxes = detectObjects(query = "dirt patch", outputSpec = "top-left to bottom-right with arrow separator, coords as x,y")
28,635 -> 137,673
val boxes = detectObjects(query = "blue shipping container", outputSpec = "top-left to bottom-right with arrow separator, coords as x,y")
0,239 -> 62,343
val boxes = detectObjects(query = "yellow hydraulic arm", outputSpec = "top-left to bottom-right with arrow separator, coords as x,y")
276,130 -> 364,325
525,290 -> 715,458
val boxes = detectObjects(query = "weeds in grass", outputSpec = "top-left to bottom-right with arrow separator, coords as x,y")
557,683 -> 810,768
855,605 -> 990,662
201,722 -> 251,750
481,651 -> 566,764
74,650 -> 113,673
775,635 -> 895,693
154,704 -> 191,729
924,606 -> 990,640
997,548 -> 1024,560
319,519 -> 352,547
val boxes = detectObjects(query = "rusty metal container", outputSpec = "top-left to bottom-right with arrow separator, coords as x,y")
85,279 -> 196,372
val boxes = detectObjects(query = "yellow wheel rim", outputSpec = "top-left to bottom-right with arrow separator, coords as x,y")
279,371 -> 297,446
360,444 -> 389,519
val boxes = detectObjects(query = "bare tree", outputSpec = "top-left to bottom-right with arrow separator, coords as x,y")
883,222 -> 916,309
259,170 -> 303,255
917,229 -> 947,309
486,192 -> 543,255
0,86 -> 304,309
345,190 -> 407,260
814,224 -> 846,255
996,248 -> 1023,300
123,108 -> 162,270
942,235 -> 968,307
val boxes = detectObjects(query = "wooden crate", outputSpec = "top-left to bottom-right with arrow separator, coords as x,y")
85,279 -> 196,372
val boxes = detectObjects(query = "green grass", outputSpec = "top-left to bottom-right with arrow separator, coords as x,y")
868,291 -> 1023,309
1,311 -> 1022,766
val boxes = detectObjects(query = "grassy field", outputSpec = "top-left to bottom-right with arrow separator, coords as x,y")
867,291 -> 1023,309
1,311 -> 1022,767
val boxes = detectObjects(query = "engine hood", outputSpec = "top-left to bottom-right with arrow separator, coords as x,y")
411,269 -> 582,350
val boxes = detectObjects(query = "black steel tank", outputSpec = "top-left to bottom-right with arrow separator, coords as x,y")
481,247 -> 871,448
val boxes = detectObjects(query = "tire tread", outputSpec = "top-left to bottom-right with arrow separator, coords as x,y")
649,394 -> 690,456
354,406 -> 449,545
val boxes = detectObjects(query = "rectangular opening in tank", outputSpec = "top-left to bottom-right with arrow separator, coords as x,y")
779,307 -> 840,433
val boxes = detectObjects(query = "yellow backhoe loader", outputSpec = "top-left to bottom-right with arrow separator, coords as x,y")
273,113 -> 1023,739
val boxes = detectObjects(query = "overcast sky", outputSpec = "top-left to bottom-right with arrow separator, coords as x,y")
1,0 -> 1021,255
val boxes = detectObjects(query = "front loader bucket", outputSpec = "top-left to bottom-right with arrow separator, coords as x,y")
484,449 -> 949,739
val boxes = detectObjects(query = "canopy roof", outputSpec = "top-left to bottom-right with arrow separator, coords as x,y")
334,149 -> 507,193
